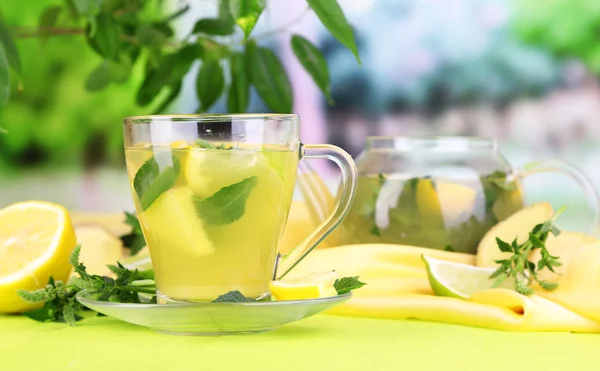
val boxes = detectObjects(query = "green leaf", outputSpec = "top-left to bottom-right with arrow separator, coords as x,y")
196,37 -> 229,61
290,34 -> 332,103
443,245 -> 454,252
489,265 -> 505,279
219,0 -> 235,25
72,0 -> 101,17
193,19 -> 235,36
22,304 -> 55,323
196,60 -> 225,112
496,237 -> 513,253
134,156 -> 181,211
333,276 -> 366,295
87,13 -> 120,60
136,24 -> 174,46
227,53 -> 249,112
195,176 -> 257,226
529,233 -> 544,248
84,62 -> 111,92
229,0 -> 265,40
539,280 -> 558,291
305,0 -> 360,63
486,171 -> 518,191
39,6 -> 62,31
0,43 -> 9,110
120,212 -> 146,255
0,17 -> 21,74
136,44 -> 202,106
84,57 -> 131,92
371,224 -> 382,237
64,0 -> 80,20
537,259 -> 546,271
212,290 -> 255,303
492,273 -> 508,288
247,43 -> 293,113
108,58 -> 132,83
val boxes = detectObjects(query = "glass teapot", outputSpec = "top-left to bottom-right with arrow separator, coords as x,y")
336,136 -> 600,254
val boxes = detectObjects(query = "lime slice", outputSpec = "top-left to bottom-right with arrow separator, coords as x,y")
422,255 -> 513,299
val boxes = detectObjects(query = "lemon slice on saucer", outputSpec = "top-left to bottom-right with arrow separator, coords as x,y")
269,271 -> 339,300
0,201 -> 76,313
422,255 -> 514,299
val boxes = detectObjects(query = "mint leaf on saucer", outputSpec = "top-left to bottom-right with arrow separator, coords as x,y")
195,176 -> 257,225
212,290 -> 255,303
134,156 -> 180,211
334,276 -> 366,295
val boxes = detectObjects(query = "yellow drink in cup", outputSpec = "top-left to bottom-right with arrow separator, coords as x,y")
123,114 -> 357,303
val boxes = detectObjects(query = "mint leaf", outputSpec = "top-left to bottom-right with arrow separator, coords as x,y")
120,212 -> 146,255
195,139 -> 232,150
305,0 -> 360,64
371,224 -> 381,237
486,171 -> 517,191
291,34 -> 332,103
444,245 -> 455,252
333,276 -> 366,295
229,0 -> 266,40
212,290 -> 254,303
22,303 -> 55,322
496,237 -> 513,252
195,176 -> 257,225
133,156 -> 180,211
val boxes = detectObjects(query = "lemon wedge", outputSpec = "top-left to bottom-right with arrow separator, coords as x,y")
269,271 -> 339,300
422,255 -> 514,299
0,201 -> 76,313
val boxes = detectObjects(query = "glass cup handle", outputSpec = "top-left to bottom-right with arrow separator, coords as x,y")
518,159 -> 600,235
275,143 -> 358,280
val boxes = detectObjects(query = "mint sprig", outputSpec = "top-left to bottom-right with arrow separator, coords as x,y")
490,205 -> 566,295
18,245 -> 156,326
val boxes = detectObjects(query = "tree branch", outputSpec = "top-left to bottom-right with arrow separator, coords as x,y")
11,27 -> 85,38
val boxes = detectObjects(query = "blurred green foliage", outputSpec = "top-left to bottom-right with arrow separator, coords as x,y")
0,0 -> 359,172
514,0 -> 600,72
0,0 -> 145,173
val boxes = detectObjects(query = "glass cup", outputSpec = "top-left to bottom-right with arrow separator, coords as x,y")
123,114 -> 357,303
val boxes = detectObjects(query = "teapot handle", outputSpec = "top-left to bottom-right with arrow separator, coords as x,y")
518,159 -> 600,235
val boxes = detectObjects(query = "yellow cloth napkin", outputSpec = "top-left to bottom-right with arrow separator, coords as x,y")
286,243 -> 600,333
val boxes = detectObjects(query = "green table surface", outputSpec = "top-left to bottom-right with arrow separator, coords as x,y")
2,314 -> 600,371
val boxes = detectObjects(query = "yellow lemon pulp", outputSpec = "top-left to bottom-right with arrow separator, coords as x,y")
0,201 -> 76,313
269,271 -> 339,300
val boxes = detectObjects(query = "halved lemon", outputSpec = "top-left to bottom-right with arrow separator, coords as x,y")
0,201 -> 76,313
269,271 -> 339,300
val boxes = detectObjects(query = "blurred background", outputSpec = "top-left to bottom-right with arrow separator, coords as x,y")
1,0 -> 600,227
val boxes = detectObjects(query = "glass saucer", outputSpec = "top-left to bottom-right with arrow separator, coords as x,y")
76,290 -> 351,336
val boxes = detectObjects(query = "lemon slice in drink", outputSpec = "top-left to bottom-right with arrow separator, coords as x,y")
0,201 -> 76,313
422,255 -> 514,299
269,271 -> 339,300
